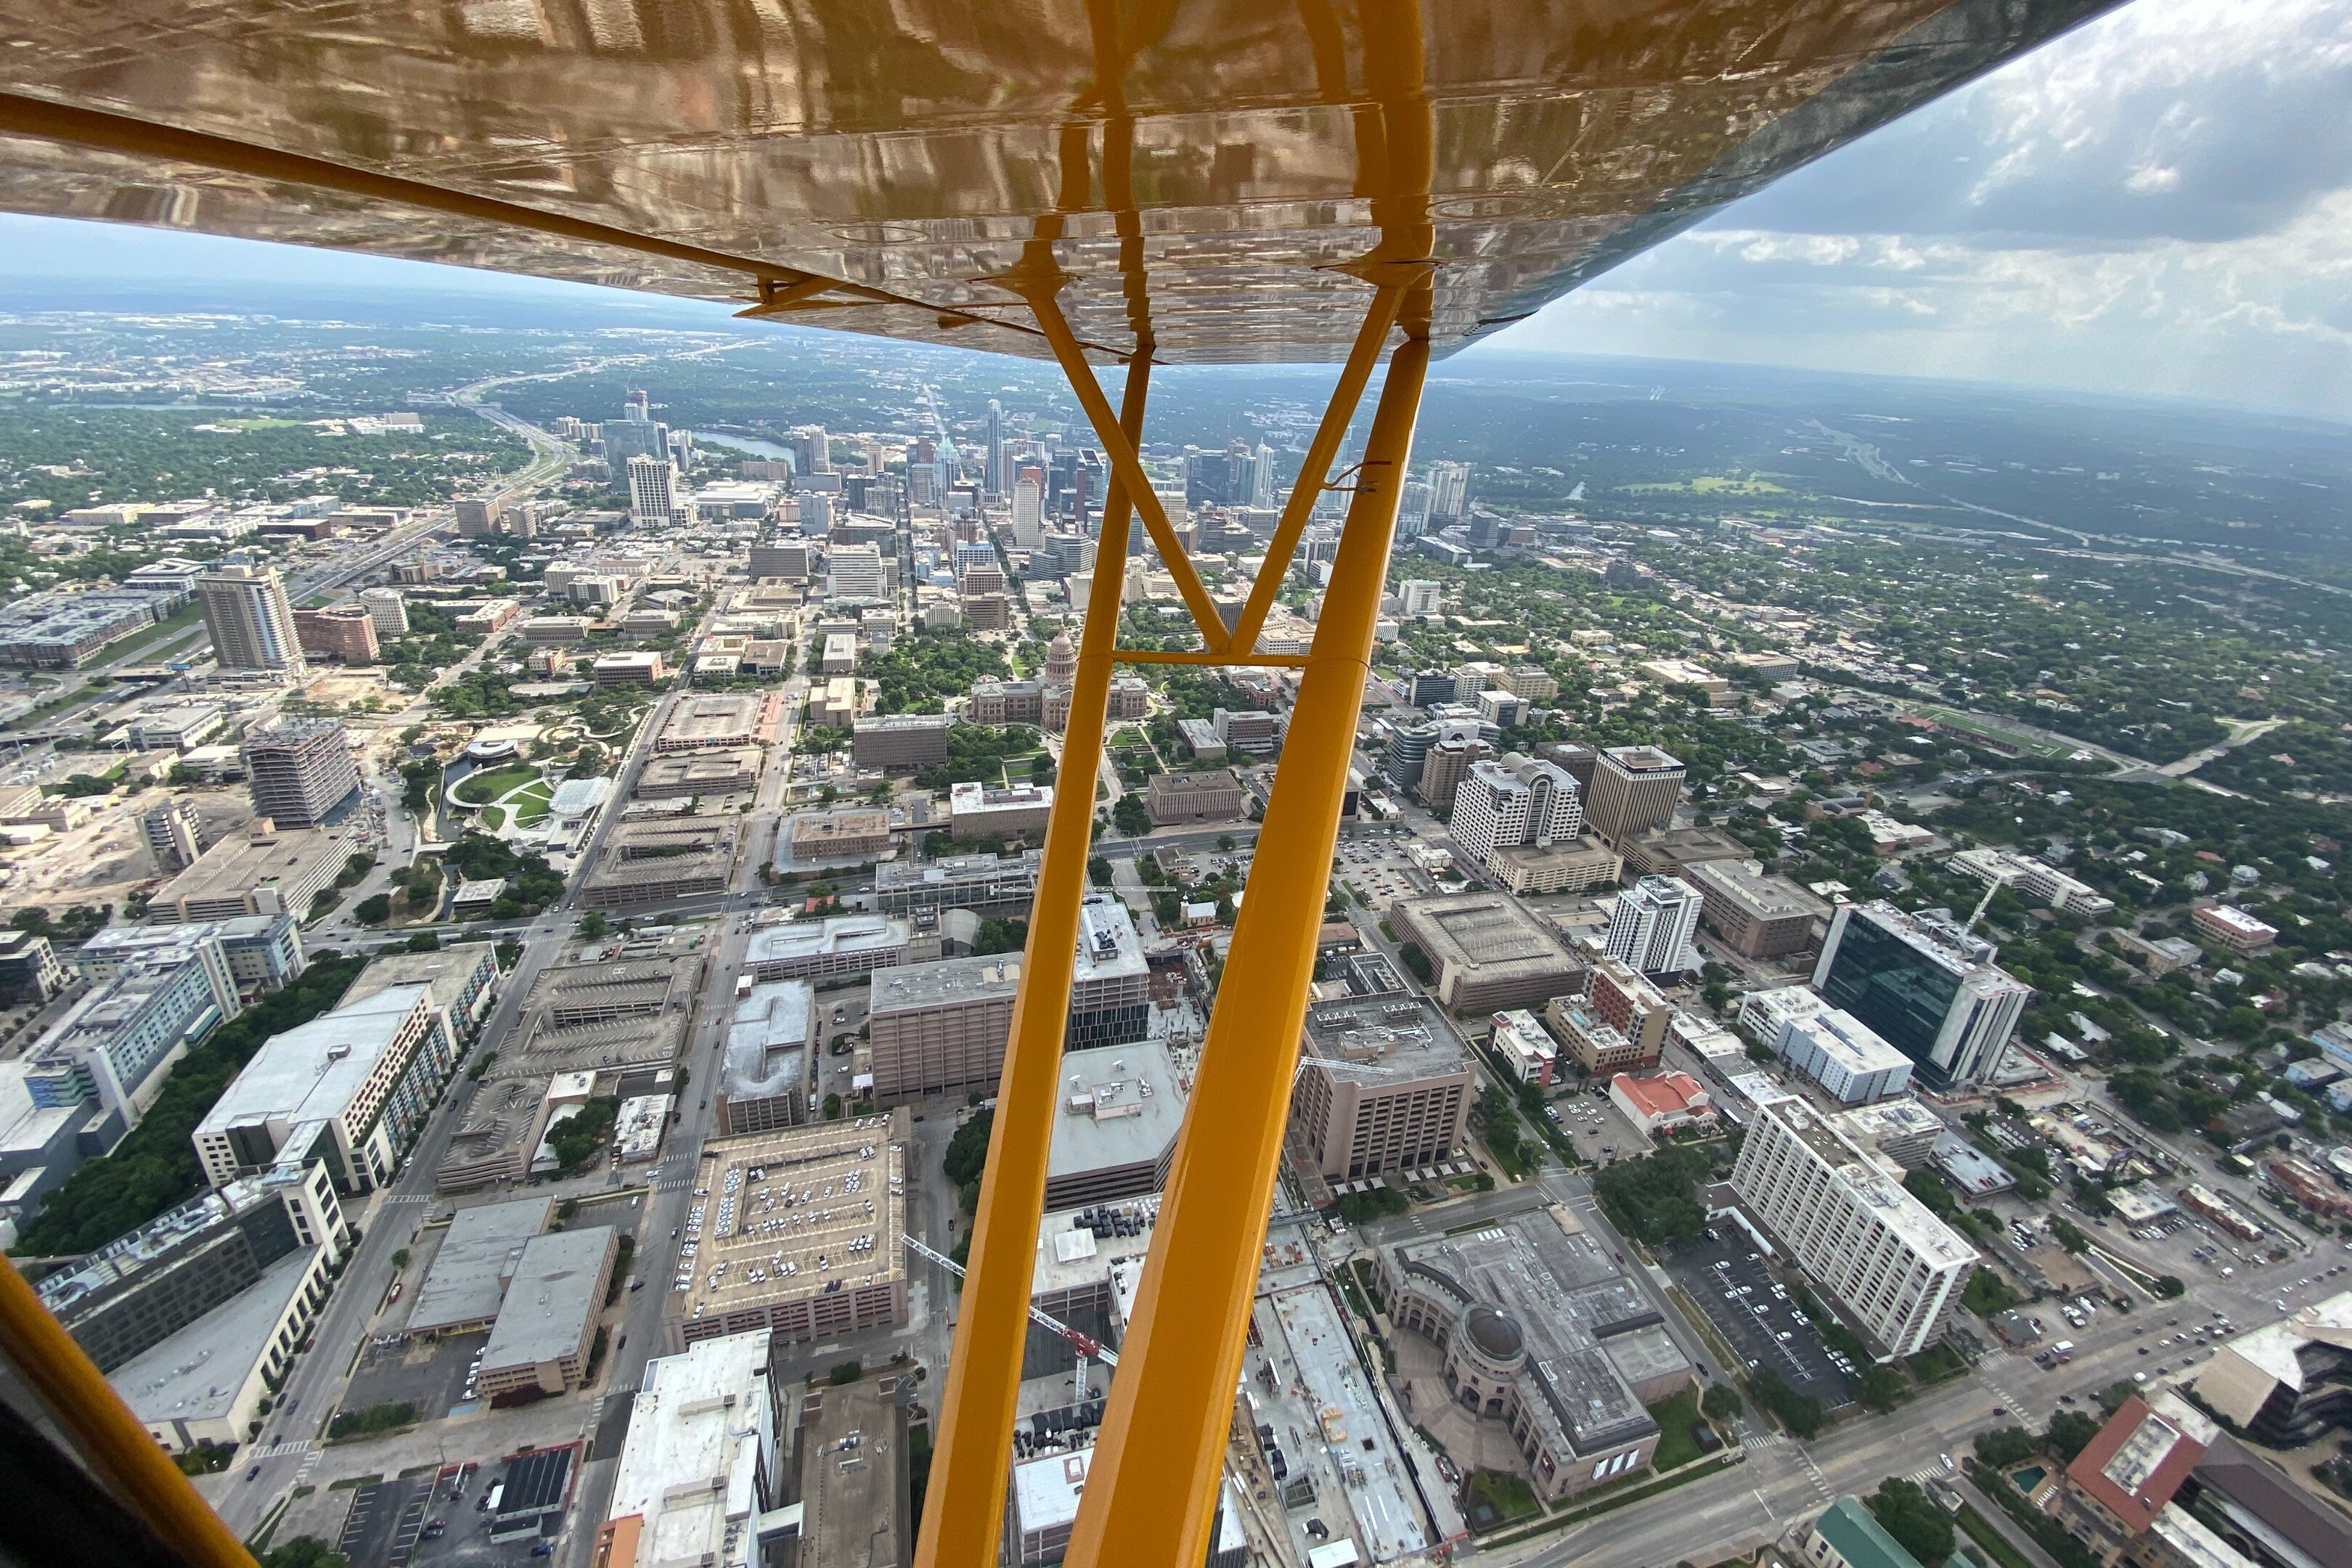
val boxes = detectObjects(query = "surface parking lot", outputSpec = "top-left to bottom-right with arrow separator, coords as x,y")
345,1330 -> 489,1419
1334,833 -> 1434,911
1541,1087 -> 1648,1167
1668,1231 -> 1853,1411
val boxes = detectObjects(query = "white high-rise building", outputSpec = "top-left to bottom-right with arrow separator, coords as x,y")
1424,460 -> 1470,522
1397,579 -> 1442,616
1396,480 -> 1432,539
1011,476 -> 1044,547
1603,875 -> 1702,976
627,455 -> 682,525
984,399 -> 1006,499
1732,1093 -> 1977,1357
356,587 -> 409,637
828,544 -> 886,601
1251,441 -> 1277,507
1453,755 -> 1583,872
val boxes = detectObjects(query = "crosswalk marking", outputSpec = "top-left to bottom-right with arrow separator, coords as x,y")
253,1439 -> 311,1458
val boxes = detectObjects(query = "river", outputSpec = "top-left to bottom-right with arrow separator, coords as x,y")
689,429 -> 791,460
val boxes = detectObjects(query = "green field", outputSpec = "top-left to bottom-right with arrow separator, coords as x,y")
1622,473 -> 1791,497
454,762 -> 539,805
1644,1388 -> 1708,1471
510,780 -> 555,825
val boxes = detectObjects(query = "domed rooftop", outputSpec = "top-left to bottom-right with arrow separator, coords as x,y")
1463,1303 -> 1524,1362
1048,632 -> 1074,654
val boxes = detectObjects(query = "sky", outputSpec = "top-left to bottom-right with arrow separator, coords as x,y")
1508,0 -> 2352,416
1,0 -> 2347,417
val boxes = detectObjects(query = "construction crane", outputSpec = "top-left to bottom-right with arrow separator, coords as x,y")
903,1233 -> 1118,1369
1961,867 -> 2017,936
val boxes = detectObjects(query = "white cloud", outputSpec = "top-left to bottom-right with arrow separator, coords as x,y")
1489,0 -> 2352,416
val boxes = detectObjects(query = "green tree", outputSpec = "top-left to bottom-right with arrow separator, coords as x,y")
1866,1478 -> 1953,1566
352,894 -> 392,926
1112,794 -> 1152,837
1963,1268 -> 2019,1316
1087,855 -> 1113,887
2046,1410 -> 2102,1462
579,910 -> 608,939
1591,1144 -> 1715,1246
828,1360 -> 864,1385
1700,1383 -> 1743,1421
263,1538 -> 350,1568
972,918 -> 1027,955
1975,1426 -> 2037,1467
944,1107 -> 994,1200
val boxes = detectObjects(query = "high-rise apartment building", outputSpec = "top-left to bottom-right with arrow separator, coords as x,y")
142,798 -> 201,873
1812,900 -> 2031,1090
1413,732 -> 1487,814
1453,754 -> 1583,872
627,454 -> 682,525
983,399 -> 1005,497
1424,459 -> 1470,522
1586,958 -> 1672,1062
1583,745 -> 1686,844
1603,875 -> 1702,976
24,922 -> 242,1132
1250,441 -> 1278,507
791,425 -> 831,475
240,716 -> 361,828
197,565 -> 305,675
1731,1092 -> 1977,1357
356,587 -> 409,637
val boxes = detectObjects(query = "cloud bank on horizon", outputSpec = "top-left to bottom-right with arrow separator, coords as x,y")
1506,0 -> 2352,417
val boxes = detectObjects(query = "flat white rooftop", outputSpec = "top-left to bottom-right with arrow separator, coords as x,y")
194,984 -> 428,1140
113,1248 -> 317,1428
603,1329 -> 772,1568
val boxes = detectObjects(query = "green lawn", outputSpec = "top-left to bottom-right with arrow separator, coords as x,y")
1645,1388 -> 1707,1471
509,778 -> 554,825
107,602 -> 208,664
1956,1505 -> 2035,1568
480,806 -> 506,830
1908,1343 -> 1970,1385
454,762 -> 538,805
1464,1469 -> 1540,1530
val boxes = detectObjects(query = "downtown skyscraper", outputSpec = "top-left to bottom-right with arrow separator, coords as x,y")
983,399 -> 1005,499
